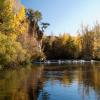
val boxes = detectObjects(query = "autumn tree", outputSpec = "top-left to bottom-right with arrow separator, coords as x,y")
80,25 -> 94,60
92,22 -> 100,59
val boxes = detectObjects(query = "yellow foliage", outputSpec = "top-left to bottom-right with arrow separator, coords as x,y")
13,6 -> 26,35
60,33 -> 70,44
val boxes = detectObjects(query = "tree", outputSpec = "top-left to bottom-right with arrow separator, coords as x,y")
93,22 -> 100,59
74,34 -> 82,59
0,0 -> 27,66
41,22 -> 50,32
26,9 -> 42,37
0,0 -> 14,34
81,25 -> 94,60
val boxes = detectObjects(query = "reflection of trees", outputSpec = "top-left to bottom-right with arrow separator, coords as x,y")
43,63 -> 100,100
38,88 -> 50,100
76,63 -> 100,100
0,64 -> 100,100
0,65 -> 44,100
44,64 -> 79,86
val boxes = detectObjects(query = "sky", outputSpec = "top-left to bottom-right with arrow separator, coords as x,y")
21,0 -> 100,36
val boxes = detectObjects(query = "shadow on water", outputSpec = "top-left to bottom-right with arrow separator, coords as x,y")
0,63 -> 100,100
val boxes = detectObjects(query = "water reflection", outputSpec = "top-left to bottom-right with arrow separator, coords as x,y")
0,65 -> 44,100
0,63 -> 100,100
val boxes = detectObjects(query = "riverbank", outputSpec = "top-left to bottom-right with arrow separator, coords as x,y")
34,60 -> 100,64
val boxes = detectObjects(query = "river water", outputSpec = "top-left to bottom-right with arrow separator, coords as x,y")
0,63 -> 100,100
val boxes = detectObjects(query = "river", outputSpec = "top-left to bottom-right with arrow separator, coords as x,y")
0,63 -> 100,100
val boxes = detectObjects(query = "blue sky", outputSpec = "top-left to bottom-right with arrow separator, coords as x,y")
21,0 -> 100,35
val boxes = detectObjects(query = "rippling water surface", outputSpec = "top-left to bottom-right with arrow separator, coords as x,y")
0,63 -> 100,100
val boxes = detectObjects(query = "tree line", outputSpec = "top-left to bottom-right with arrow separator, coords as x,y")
43,23 -> 100,60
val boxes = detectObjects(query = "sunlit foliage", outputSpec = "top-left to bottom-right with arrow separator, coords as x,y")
0,0 -> 44,67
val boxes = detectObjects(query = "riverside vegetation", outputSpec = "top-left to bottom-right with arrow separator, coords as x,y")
0,0 -> 46,67
0,0 -> 100,68
43,24 -> 100,60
